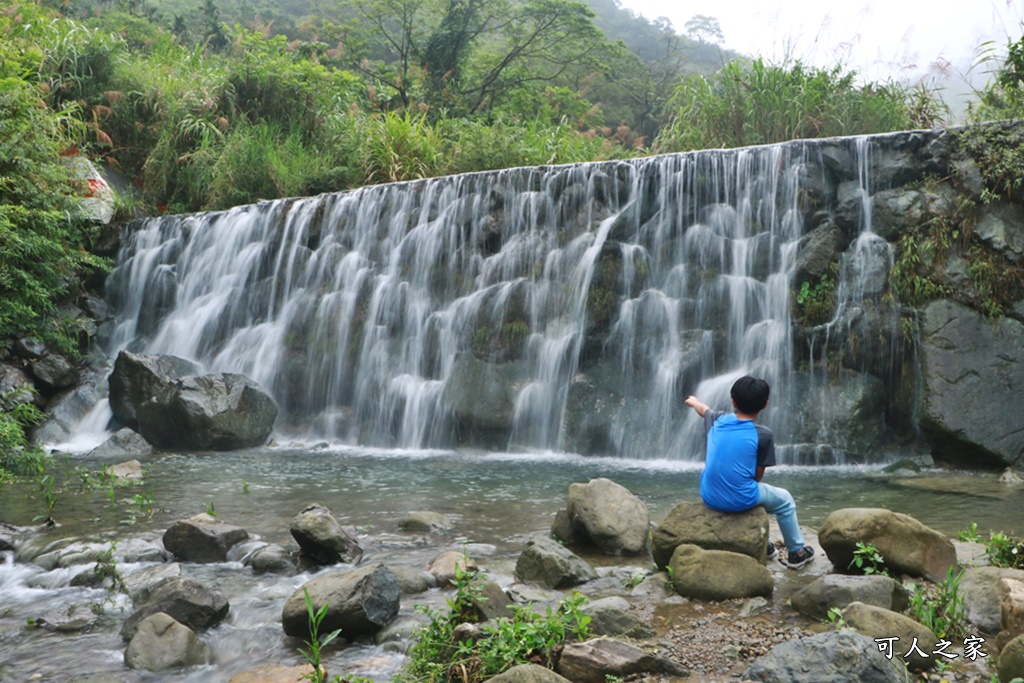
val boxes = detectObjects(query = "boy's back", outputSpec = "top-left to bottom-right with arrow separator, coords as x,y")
700,409 -> 775,513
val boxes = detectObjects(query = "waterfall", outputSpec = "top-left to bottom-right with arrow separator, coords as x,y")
105,137 -> 892,460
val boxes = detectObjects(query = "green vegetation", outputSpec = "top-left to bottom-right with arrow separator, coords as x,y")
793,271 -> 836,327
961,522 -> 1024,569
906,566 -> 968,641
0,392 -> 47,483
847,541 -> 888,576
300,587 -> 343,683
398,563 -> 590,682
969,31 -> 1024,122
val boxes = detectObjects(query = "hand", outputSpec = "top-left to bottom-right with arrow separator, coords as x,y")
685,395 -> 708,417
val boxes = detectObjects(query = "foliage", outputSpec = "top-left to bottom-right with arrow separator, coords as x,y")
982,530 -> 1024,569
793,271 -> 836,327
300,587 -> 343,683
654,58 -> 946,153
906,566 -> 968,640
823,606 -> 848,629
968,29 -> 1024,122
0,391 -> 47,482
848,542 -> 889,576
398,562 -> 590,683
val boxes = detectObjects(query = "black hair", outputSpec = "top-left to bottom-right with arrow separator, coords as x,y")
731,375 -> 770,414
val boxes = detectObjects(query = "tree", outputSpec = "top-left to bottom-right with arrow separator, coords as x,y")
970,29 -> 1024,121
683,14 -> 722,45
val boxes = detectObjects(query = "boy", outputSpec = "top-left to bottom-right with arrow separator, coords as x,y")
684,375 -> 814,569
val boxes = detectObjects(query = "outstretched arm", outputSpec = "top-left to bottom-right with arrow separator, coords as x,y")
685,395 -> 709,418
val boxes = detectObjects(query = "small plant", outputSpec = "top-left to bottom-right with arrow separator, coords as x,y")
848,542 -> 888,576
242,480 -> 249,494
984,530 -> 1024,569
906,566 -> 968,640
94,542 -> 128,595
823,606 -> 847,629
206,500 -> 217,518
300,588 -> 342,683
959,521 -> 981,543
622,571 -> 647,590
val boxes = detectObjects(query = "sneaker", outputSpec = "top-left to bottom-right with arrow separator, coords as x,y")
766,542 -> 778,561
782,546 -> 815,569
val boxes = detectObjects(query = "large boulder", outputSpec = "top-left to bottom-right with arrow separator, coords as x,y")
1000,635 -> 1024,683
668,544 -> 773,601
136,373 -> 277,450
818,507 -> 956,581
162,513 -> 250,563
743,629 -> 907,683
1002,577 -> 1024,639
124,613 -> 207,672
281,563 -> 400,639
841,601 -> 938,670
108,351 -> 202,426
289,504 -> 363,566
920,300 -> 1024,468
561,478 -> 649,555
29,353 -> 79,392
556,637 -> 688,683
790,574 -> 909,621
120,577 -> 229,641
651,502 -> 767,569
488,664 -> 572,683
960,567 -> 1024,634
86,428 -> 154,459
515,534 -> 598,589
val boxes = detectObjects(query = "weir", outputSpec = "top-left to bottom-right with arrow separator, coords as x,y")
103,135 -> 910,463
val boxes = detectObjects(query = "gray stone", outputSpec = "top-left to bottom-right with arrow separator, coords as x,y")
443,353 -> 529,433
162,513 -> 249,563
136,373 -> 277,451
123,563 -> 182,604
290,504 -> 363,566
280,563 -> 400,639
1002,577 -> 1024,638
12,337 -> 47,359
651,502 -> 768,568
515,534 -> 598,588
818,507 -> 957,582
386,566 -> 436,594
108,351 -> 202,426
834,180 -> 866,234
0,364 -> 42,408
107,459 -> 144,481
791,574 -> 909,620
30,353 -> 79,391
87,429 -> 154,459
488,664 -> 572,683
35,603 -> 100,632
398,511 -> 452,532
556,637 -> 688,683
920,300 -> 1024,468
428,551 -> 478,586
564,478 -> 649,555
120,577 -> 229,641
842,601 -> 938,670
795,223 -> 843,283
582,602 -> 654,639
999,635 -> 1024,683
469,581 -> 513,621
870,185 -> 954,242
32,362 -> 109,444
227,664 -> 320,683
668,544 -> 773,601
243,544 -> 296,575
124,613 -> 207,672
960,567 -> 1024,634
743,629 -> 907,683
975,200 -> 1024,261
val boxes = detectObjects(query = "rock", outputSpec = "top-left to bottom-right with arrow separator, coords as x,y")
32,361 -> 109,444
556,637 -> 688,683
108,351 -> 202,426
107,459 -> 144,481
428,551 -> 478,587
289,504 -> 363,566
280,563 -> 400,639
469,581 -> 513,621
743,629 -> 907,682
35,604 -> 100,632
488,663 -> 572,683
12,337 -> 47,359
87,429 -> 154,459
651,502 -> 768,568
243,544 -> 296,575
0,364 -> 43,408
1002,578 -> 1024,638
870,186 -> 954,242
975,200 -> 1024,261
386,566 -> 436,594
582,601 -> 655,639
120,577 -> 230,641
960,567 -> 1024,634
162,513 -> 249,563
738,596 -> 771,618
375,613 -> 430,653
135,373 -> 277,450
443,353 -> 529,439
841,601 -> 938,670
514,534 -> 598,588
818,507 -> 957,581
1000,469 -> 1024,486
791,574 -> 909,620
920,300 -> 1024,468
999,635 -> 1024,683
668,544 -> 773,601
123,563 -> 182,603
124,613 -> 207,672
563,478 -> 649,555
29,353 -> 79,391
228,664 -> 321,683
787,370 -> 889,458
795,223 -> 843,283
398,511 -> 452,532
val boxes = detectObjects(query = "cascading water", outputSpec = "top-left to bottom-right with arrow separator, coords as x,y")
103,138 -> 892,461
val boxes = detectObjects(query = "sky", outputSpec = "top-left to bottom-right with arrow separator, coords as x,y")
618,0 -> 1024,116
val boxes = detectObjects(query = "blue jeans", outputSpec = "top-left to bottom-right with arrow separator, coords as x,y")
757,482 -> 805,553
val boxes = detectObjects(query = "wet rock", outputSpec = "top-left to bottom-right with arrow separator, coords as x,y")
107,459 -> 144,481
443,353 -> 530,438
999,635 -> 1024,683
163,513 -> 249,563
227,664 -> 320,683
556,637 -> 688,683
386,565 -> 436,594
398,511 -> 452,532
870,185 -> 954,242
123,563 -> 182,604
29,353 -> 79,391
975,200 -> 1024,261
651,502 -> 768,568
289,504 -> 363,566
563,478 -> 649,555
582,600 -> 654,639
960,567 -> 1024,634
35,604 -> 100,632
135,373 -> 277,451
818,507 -> 957,581
243,544 -> 296,575
428,551 -> 477,587
32,361 -> 109,444
0,364 -> 43,408
795,223 -> 843,284
281,563 -> 400,639
1000,468 -> 1024,486
124,613 -> 207,672
515,534 -> 598,589
841,601 -> 938,670
108,351 -> 202,426
743,629 -> 906,682
489,663 -> 572,683
375,613 -> 430,653
12,337 -> 47,359
469,581 -> 514,621
120,577 -> 230,641
87,429 -> 154,459
791,574 -> 909,620
668,544 -> 773,601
